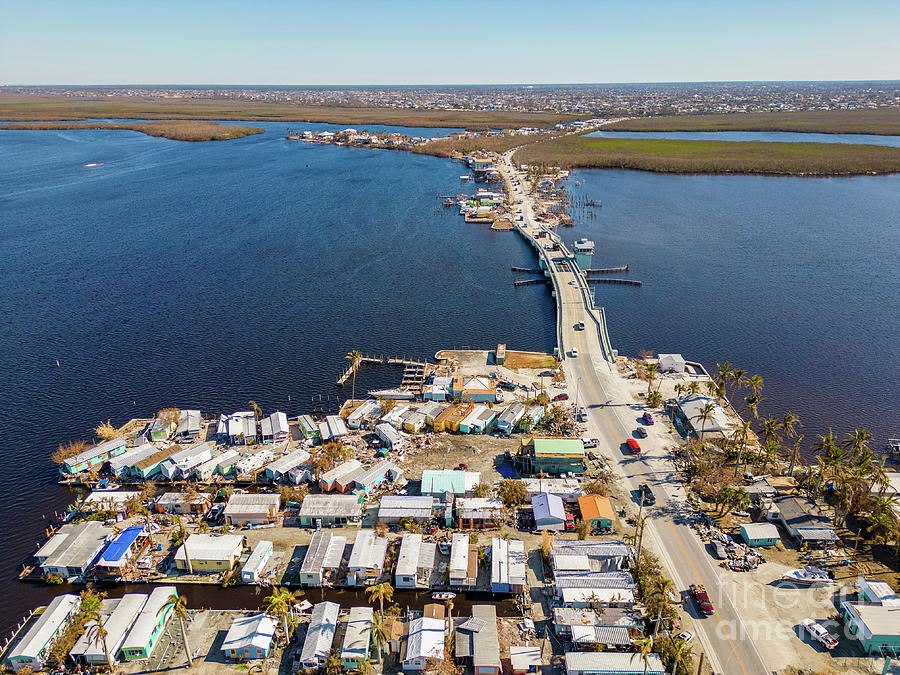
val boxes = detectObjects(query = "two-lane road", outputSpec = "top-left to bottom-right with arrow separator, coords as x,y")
500,152 -> 769,675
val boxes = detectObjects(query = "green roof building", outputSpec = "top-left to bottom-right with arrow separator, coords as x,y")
520,437 -> 586,475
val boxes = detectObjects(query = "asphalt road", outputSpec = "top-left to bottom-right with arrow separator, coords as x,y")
499,151 -> 770,675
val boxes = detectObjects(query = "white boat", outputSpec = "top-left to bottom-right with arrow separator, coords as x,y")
781,566 -> 832,586
432,592 -> 456,600
369,389 -> 415,400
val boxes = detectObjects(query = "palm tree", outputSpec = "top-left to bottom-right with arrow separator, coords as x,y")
249,400 -> 263,421
352,657 -> 374,675
844,428 -> 873,456
866,510 -> 898,546
347,350 -> 363,404
669,637 -> 690,675
713,362 -> 733,396
645,362 -> 659,394
747,374 -> 764,396
369,612 -> 388,662
759,440 -> 780,473
84,615 -> 113,667
325,649 -> 343,675
733,420 -> 752,477
787,434 -> 805,477
730,368 -> 747,393
365,582 -> 394,617
813,429 -> 845,496
781,411 -> 802,440
693,402 -> 715,441
759,417 -> 781,447
687,381 -> 701,396
743,392 -> 762,419
159,594 -> 192,667
647,391 -> 663,409
651,578 -> 673,636
265,587 -> 298,642
635,636 -> 655,675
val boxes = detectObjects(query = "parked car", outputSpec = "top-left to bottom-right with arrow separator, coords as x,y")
634,427 -> 648,438
638,483 -> 656,506
689,584 -> 715,615
800,619 -> 838,650
577,406 -> 588,422
641,412 -> 654,425
712,541 -> 727,559
553,393 -> 569,401
570,348 -> 579,358
626,438 -> 641,454
582,438 -> 599,449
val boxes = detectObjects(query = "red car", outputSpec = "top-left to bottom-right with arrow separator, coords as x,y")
626,438 -> 641,454
690,584 -> 715,615
553,393 -> 569,402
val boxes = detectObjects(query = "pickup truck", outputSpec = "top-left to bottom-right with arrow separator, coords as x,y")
689,584 -> 715,615
800,619 -> 838,650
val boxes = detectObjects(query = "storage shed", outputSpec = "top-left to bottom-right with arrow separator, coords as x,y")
740,522 -> 780,547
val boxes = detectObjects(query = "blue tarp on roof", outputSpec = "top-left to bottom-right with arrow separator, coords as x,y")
99,525 -> 144,564
532,492 -> 565,523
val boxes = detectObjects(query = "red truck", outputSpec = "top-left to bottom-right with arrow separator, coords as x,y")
690,584 -> 715,615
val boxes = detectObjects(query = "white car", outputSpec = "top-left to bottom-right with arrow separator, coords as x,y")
570,348 -> 578,358
800,618 -> 838,650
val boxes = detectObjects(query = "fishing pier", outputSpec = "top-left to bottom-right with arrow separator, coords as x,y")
336,353 -> 432,388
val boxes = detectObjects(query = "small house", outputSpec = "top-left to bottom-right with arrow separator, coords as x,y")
449,532 -> 477,589
193,449 -> 241,481
340,606 -> 373,668
551,540 -> 629,573
320,459 -> 364,493
224,493 -> 280,526
264,448 -> 312,482
432,402 -> 473,432
36,521 -> 113,578
520,437 -> 585,475
154,491 -> 212,515
450,376 -> 497,403
657,354 -> 687,373
95,526 -> 146,577
403,411 -> 427,434
424,376 -> 453,402
298,494 -> 363,527
347,529 -> 389,587
375,423 -> 405,452
533,492 -> 567,531
858,577 -> 900,606
421,469 -> 481,497
159,442 -> 213,481
402,616 -> 445,671
119,586 -> 177,661
491,537 -> 526,593
5,594 -> 80,672
353,460 -> 403,493
524,477 -> 582,504
71,593 -> 147,666
241,540 -> 273,584
174,534 -> 244,573
459,405 -> 496,434
234,449 -> 275,479
131,444 -> 182,479
175,409 -> 203,440
260,411 -> 290,444
81,490 -> 142,517
841,600 -> 900,655
320,415 -> 349,443
496,402 -> 526,435
456,498 -> 504,529
740,522 -> 780,547
222,613 -> 277,661
565,651 -> 664,675
455,605 -> 500,675
578,494 -> 615,531
147,417 -> 174,442
420,401 -> 447,427
61,437 -> 127,475
298,601 -> 340,668
378,496 -> 434,524
108,443 -> 158,478
218,412 -> 258,445
298,415 -> 320,440
509,646 -> 542,675
299,531 -> 347,587
395,533 -> 436,589
348,400 -> 380,430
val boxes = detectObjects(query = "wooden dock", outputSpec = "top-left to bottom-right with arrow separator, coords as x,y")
511,267 -> 543,274
586,265 -> 628,274
586,278 -> 642,286
514,278 -> 550,287
336,353 -> 430,386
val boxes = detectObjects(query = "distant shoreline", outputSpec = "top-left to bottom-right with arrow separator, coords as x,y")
0,120 -> 265,142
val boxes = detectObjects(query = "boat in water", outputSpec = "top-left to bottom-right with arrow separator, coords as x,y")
83,163 -> 104,167
369,388 -> 416,400
781,566 -> 832,586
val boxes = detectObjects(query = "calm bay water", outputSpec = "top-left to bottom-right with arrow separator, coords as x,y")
1,123 -> 898,631
586,129 -> 900,147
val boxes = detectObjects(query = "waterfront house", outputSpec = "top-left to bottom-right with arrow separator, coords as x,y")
520,437 -> 586,475
403,411 -> 427,434
217,412 -> 258,445
533,492 -> 567,531
299,531 -> 347,587
551,540 -> 629,574
299,601 -> 340,668
657,354 -> 687,373
298,494 -> 363,527
432,402 -> 473,432
5,593 -> 80,672
380,404 -> 410,429
396,533 -> 437,589
36,521 -> 113,578
120,586 -> 177,661
174,534 -> 244,573
264,448 -> 312,482
677,395 -> 732,439
424,376 -> 453,402
71,593 -> 147,666
147,417 -> 175,442
174,409 -> 203,440
740,522 -> 780,547
321,415 -> 349,443
449,532 -> 477,589
340,607 -> 373,669
459,405 -> 496,434
419,401 -> 446,427
378,495 -> 434,524
490,537 -> 526,593
347,529 -> 389,586
234,449 -> 275,479
859,577 -> 900,606
421,469 -> 481,497
61,437 -> 127,475
524,477 -> 582,504
456,498 -> 504,529
108,443 -> 158,478
241,540 -> 273,583
159,442 -> 212,481
451,376 -> 497,403
402,616 -> 445,671
768,495 -> 837,543
578,495 -> 615,531
496,402 -> 526,435
222,613 -> 277,661
131,444 -> 182,479
260,411 -> 290,444
565,651 -> 664,675
509,646 -> 543,675
82,490 -> 141,517
298,415 -> 320,440
320,459 -> 364,492
193,448 -> 241,481
95,526 -> 146,577
354,460 -> 403,493
154,491 -> 212,515
376,423 -> 405,452
348,399 -> 380,429
455,605 -> 500,675
224,493 -> 280,526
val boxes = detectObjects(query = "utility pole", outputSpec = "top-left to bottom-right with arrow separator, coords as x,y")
635,493 -> 645,562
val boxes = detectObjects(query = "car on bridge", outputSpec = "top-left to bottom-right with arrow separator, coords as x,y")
689,584 -> 715,615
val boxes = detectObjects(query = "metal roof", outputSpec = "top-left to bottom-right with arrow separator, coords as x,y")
740,522 -> 780,539
396,533 -> 423,577
565,651 -> 664,674
266,448 -> 312,476
404,617 -> 444,663
224,493 -> 280,516
99,526 -> 145,566
300,601 -> 340,664
354,460 -> 401,489
299,494 -> 361,518
378,495 -> 433,519
471,606 -> 500,669
121,586 -> 177,653
242,540 -> 273,577
301,531 -> 342,575
348,530 -> 388,571
64,437 -> 126,469
175,534 -> 244,564
108,443 -> 158,474
450,533 -> 470,575
533,492 -> 566,522
571,625 -> 631,646
222,613 -> 277,653
421,469 -> 481,495
321,459 -> 363,486
532,437 -> 585,456
78,594 -> 147,661
36,521 -> 113,571
8,594 -> 79,661
340,607 -> 373,660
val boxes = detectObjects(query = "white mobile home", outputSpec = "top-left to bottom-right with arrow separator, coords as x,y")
299,531 -> 347,587
348,400 -> 380,429
347,529 -> 389,586
496,402 -> 526,435
108,443 -> 158,477
260,411 -> 290,443
375,423 -> 405,451
402,616 -> 445,671
449,532 -> 476,588
264,448 -> 312,482
299,601 -> 340,668
193,448 -> 241,481
395,533 -> 436,589
159,443 -> 212,481
241,540 -> 273,583
234,449 -> 275,478
378,496 -> 434,524
491,537 -> 526,594
175,409 -> 203,439
340,607 -> 373,668
5,594 -> 80,672
224,493 -> 280,526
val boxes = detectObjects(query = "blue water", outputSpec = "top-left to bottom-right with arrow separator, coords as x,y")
562,170 -> 900,449
0,123 -> 554,629
586,129 -> 900,147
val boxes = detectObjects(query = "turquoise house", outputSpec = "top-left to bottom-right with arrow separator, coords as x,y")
740,523 -> 780,547
842,600 -> 900,655
61,438 -> 127,475
120,586 -> 177,661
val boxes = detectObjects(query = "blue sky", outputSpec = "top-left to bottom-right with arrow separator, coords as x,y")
2,0 -> 898,85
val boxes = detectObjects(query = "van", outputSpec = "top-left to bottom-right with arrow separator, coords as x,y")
626,438 -> 641,454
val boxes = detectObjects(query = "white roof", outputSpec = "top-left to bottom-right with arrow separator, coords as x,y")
522,477 -> 582,496
560,587 -> 634,606
396,533 -> 423,577
222,613 -> 277,653
193,449 -> 241,477
224,493 -> 280,516
265,448 -> 311,476
108,443 -> 158,474
859,577 -> 900,606
321,459 -> 363,486
405,617 -> 445,662
340,606 -> 374,660
741,522 -> 780,539
8,594 -> 79,661
375,422 -> 404,448
450,533 -> 470,575
565,651 -> 664,674
508,538 -> 526,585
168,442 -> 212,467
491,537 -> 526,586
299,494 -> 361,518
300,601 -> 340,663
175,410 -> 202,435
378,495 -> 433,519
325,415 -> 349,439
121,586 -> 177,652
510,646 -> 542,672
242,540 -> 273,577
261,411 -> 289,436
175,534 -> 244,563
234,449 -> 275,475
348,530 -> 388,571
36,521 -> 113,570
79,593 -> 147,660
679,394 -> 732,435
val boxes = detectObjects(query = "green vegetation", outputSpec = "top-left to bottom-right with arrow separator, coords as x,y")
415,132 -> 553,158
0,92 -> 582,130
514,134 -> 900,176
0,120 -> 264,142
603,109 -> 900,135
